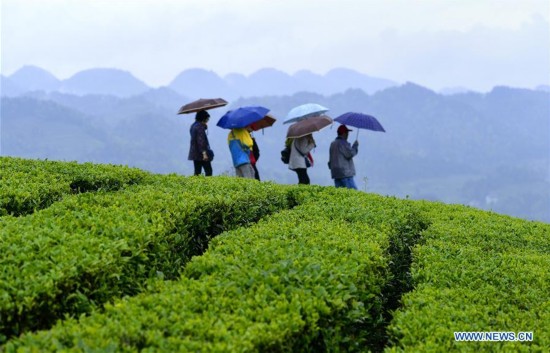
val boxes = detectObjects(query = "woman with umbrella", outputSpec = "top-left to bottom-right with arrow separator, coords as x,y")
179,98 -> 228,176
284,103 -> 331,185
288,134 -> 316,185
188,110 -> 213,176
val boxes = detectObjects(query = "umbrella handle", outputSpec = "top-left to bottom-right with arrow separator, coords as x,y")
356,129 -> 359,141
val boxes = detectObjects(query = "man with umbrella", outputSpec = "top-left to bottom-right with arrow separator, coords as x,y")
328,125 -> 359,189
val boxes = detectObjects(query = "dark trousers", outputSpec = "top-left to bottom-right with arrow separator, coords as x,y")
252,164 -> 260,181
193,160 -> 212,176
294,168 -> 310,184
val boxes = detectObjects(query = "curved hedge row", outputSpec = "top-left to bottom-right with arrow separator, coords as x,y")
3,185 -> 429,352
0,157 -> 149,216
0,176 -> 290,343
2,158 -> 548,352
4,204 -> 390,352
385,203 -> 550,352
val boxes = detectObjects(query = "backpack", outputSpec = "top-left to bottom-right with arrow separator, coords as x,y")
280,145 -> 291,164
229,138 -> 250,168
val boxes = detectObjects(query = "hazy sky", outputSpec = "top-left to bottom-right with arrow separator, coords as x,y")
1,0 -> 549,91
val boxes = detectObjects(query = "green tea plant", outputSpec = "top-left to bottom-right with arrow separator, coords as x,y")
0,170 -> 290,342
4,204 -> 392,352
2,157 -> 548,352
1,157 -> 148,216
385,202 -> 550,352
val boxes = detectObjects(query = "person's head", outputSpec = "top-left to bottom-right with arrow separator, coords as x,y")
196,110 -> 210,123
337,125 -> 353,139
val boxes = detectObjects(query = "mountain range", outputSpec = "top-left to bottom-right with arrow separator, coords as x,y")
1,78 -> 549,224
2,65 -> 397,100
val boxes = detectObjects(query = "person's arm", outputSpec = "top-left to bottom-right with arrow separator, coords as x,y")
338,140 -> 358,159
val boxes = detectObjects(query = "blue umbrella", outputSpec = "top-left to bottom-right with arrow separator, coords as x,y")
334,112 -> 385,139
217,106 -> 270,129
284,103 -> 329,124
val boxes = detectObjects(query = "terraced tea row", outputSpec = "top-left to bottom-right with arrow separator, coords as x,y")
0,174 -> 290,342
1,157 -> 148,216
2,157 -> 548,352
386,203 -> 550,352
5,189 -> 428,352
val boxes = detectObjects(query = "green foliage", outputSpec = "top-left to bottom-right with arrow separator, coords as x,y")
0,160 -> 290,342
0,157 -> 148,216
385,202 -> 550,352
5,202 -> 393,352
1,157 -> 548,352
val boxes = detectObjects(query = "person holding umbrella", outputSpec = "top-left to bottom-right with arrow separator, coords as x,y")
179,98 -> 228,176
285,114 -> 332,185
328,125 -> 359,189
228,127 -> 255,179
217,106 -> 274,180
250,134 -> 261,181
188,110 -> 213,176
330,111 -> 385,189
288,134 -> 316,185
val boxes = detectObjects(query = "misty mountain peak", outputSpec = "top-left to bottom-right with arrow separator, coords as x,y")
9,65 -> 60,92
401,82 -> 437,95
59,68 -> 150,97
247,68 -> 294,96
293,70 -> 322,79
325,68 -> 397,94
375,82 -> 439,109
249,68 -> 291,79
169,68 -> 229,98
172,68 -> 222,81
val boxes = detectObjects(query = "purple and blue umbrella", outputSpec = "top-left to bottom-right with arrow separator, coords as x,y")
217,106 -> 270,129
284,103 -> 329,124
334,112 -> 385,139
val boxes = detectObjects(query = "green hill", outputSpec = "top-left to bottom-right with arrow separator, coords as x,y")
1,157 -> 549,352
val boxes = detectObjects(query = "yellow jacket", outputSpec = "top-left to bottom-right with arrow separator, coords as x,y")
227,128 -> 253,149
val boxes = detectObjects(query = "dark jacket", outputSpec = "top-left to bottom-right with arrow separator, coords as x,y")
328,137 -> 358,179
251,138 -> 260,165
252,138 -> 260,161
188,122 -> 210,161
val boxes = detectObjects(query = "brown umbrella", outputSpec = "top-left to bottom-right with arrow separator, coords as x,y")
177,98 -> 228,114
248,114 -> 277,131
286,115 -> 333,138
